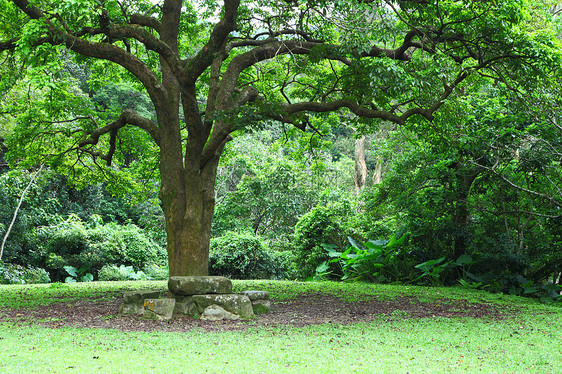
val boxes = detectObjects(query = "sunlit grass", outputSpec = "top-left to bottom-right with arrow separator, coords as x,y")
0,281 -> 167,308
2,279 -> 552,308
1,314 -> 560,373
0,280 -> 560,373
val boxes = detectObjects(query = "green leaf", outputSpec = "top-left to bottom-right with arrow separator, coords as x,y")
523,286 -> 540,294
367,239 -> 388,247
348,237 -> 365,251
315,262 -> 330,273
64,276 -> 76,283
415,257 -> 446,272
455,255 -> 474,266
542,284 -> 562,291
63,266 -> 77,277
322,244 -> 342,258
387,230 -> 408,249
364,241 -> 385,252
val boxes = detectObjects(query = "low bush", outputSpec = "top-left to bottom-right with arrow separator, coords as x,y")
0,262 -> 50,284
24,266 -> 51,284
0,262 -> 25,284
209,232 -> 284,279
98,264 -> 149,281
315,229 -> 412,282
33,216 -> 166,281
292,203 -> 361,279
63,265 -> 93,283
142,264 -> 169,280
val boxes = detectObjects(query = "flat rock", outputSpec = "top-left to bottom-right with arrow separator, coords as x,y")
143,298 -> 175,321
199,305 -> 240,321
119,302 -> 145,316
123,289 -> 166,304
192,294 -> 254,319
168,276 -> 232,296
240,290 -> 270,301
251,299 -> 271,314
174,295 -> 198,317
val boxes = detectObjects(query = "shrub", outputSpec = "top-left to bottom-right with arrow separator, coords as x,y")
316,230 -> 411,282
86,222 -> 163,269
107,225 -> 163,268
97,264 -> 124,281
292,204 -> 358,279
0,262 -> 25,284
209,232 -> 282,279
35,216 -> 165,281
143,263 -> 169,280
37,214 -> 88,257
63,265 -> 94,283
24,266 -> 51,284
269,250 -> 300,280
98,264 -> 149,281
45,252 -> 66,270
0,262 -> 50,284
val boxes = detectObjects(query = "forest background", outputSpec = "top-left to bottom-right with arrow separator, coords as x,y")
0,0 -> 561,302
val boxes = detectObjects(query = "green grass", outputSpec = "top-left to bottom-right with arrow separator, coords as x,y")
0,281 -> 167,308
0,280 -> 561,373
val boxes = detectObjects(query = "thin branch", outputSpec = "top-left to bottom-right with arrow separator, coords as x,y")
470,160 -> 562,208
0,164 -> 44,261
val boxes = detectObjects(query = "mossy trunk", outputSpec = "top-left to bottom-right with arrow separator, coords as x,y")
159,139 -> 221,276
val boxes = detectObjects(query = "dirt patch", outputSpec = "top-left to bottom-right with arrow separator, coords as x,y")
0,293 -> 517,333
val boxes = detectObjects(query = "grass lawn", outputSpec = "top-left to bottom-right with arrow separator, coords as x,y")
0,280 -> 560,373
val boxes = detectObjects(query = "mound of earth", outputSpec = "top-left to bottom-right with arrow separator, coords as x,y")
0,292 -> 517,333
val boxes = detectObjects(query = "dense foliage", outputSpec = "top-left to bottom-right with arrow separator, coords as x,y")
3,0 -> 559,277
0,169 -> 166,283
209,231 -> 290,280
0,1 -> 560,302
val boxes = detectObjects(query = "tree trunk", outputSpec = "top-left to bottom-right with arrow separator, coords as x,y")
159,138 -> 221,276
452,192 -> 470,259
452,166 -> 478,259
354,136 -> 367,193
372,158 -> 383,185
160,176 -> 214,276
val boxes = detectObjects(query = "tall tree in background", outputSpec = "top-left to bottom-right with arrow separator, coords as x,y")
0,0 -> 557,275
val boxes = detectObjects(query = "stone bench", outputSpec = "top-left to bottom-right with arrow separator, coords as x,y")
119,276 -> 271,321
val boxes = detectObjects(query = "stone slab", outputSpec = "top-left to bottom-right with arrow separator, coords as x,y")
168,276 -> 232,296
192,294 -> 254,319
119,302 -> 145,316
240,290 -> 270,301
123,289 -> 166,304
200,305 -> 240,321
143,298 -> 175,321
174,295 -> 198,317
251,299 -> 271,314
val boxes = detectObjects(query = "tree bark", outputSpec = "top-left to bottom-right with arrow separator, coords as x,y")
158,111 -> 225,276
451,165 -> 478,259
354,136 -> 367,193
372,159 -> 383,185
160,169 -> 214,276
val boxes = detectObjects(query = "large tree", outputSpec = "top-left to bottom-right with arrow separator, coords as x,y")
0,0 -> 556,275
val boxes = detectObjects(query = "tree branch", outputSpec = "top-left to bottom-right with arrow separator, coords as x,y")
183,0 -> 240,83
0,164 -> 44,261
78,109 -> 159,166
470,160 -> 562,209
130,14 -> 162,33
9,0 -> 169,106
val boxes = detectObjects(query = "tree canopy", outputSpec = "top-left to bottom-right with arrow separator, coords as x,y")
1,0 -> 560,276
